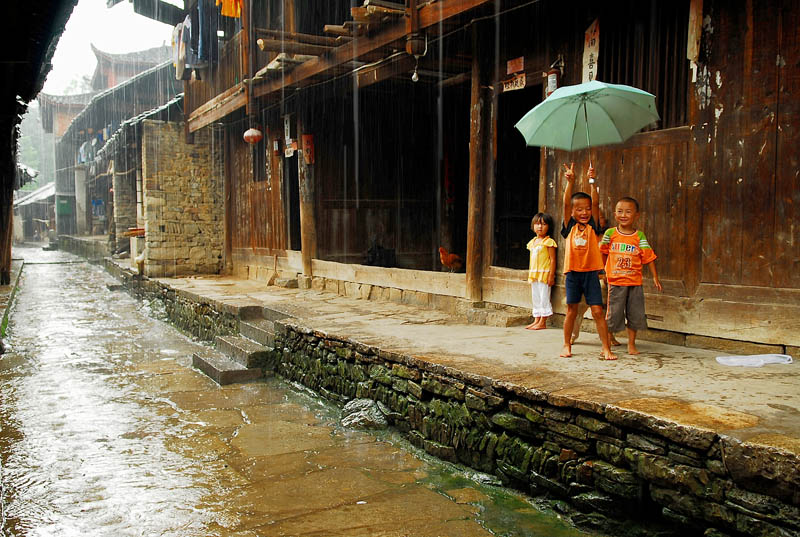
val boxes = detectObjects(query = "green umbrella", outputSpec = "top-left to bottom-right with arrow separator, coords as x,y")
514,80 -> 660,155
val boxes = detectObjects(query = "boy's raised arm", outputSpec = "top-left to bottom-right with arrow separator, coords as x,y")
589,165 -> 600,225
562,162 -> 575,227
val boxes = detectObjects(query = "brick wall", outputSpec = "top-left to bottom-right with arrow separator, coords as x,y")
140,120 -> 223,277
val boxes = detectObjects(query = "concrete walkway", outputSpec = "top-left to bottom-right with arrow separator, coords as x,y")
154,273 -> 799,456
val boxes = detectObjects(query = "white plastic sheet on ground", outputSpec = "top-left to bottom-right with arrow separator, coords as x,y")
715,354 -> 793,367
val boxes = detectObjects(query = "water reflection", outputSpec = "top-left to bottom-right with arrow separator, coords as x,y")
1,247 -> 589,536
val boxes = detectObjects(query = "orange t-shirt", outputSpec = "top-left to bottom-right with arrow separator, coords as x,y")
599,228 -> 657,286
560,218 -> 604,273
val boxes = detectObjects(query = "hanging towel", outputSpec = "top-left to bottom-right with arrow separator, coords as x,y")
216,0 -> 242,18
715,354 -> 793,367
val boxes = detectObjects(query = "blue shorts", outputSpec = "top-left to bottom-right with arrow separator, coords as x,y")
565,270 -> 603,306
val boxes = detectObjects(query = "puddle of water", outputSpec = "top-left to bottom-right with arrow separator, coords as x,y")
0,247 -> 594,536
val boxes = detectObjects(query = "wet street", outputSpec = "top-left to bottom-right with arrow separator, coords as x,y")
0,246 -> 590,537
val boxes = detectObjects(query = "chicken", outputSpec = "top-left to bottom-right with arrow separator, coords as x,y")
439,246 -> 463,272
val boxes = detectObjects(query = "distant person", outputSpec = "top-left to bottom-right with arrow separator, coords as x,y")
559,163 -> 616,361
525,212 -> 557,330
599,197 -> 662,355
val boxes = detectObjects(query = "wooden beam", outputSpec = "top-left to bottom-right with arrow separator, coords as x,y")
188,84 -> 245,133
254,28 -> 350,47
323,25 -> 352,37
190,0 -> 491,131
256,38 -> 332,56
132,0 -> 184,26
356,54 -> 416,88
254,0 -> 492,100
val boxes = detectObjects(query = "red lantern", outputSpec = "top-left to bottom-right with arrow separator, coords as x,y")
243,127 -> 263,144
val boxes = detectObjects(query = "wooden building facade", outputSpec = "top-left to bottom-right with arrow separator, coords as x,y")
168,0 -> 798,349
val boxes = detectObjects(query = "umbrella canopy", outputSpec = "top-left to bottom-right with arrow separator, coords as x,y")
514,80 -> 660,152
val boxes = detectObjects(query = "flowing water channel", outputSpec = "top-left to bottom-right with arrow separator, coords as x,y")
0,246 -> 593,537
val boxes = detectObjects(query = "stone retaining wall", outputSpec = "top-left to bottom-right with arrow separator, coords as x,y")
105,262 -> 800,537
272,323 -> 800,537
104,260 -> 238,341
59,235 -> 111,260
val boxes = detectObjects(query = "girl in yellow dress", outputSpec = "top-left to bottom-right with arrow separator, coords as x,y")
526,213 -> 557,330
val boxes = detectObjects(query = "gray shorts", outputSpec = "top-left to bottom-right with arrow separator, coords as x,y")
606,284 -> 647,333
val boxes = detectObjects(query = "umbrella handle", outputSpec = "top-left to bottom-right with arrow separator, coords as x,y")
583,100 -> 592,168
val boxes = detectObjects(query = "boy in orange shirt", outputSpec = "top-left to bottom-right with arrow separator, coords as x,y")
560,163 -> 616,361
599,197 -> 662,355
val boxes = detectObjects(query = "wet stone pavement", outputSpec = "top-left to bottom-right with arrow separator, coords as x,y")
0,247 -> 593,537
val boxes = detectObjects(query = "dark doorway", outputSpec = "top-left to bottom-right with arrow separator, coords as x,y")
284,153 -> 301,251
493,85 -> 542,269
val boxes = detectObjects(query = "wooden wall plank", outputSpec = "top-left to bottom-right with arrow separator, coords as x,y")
774,0 -> 800,288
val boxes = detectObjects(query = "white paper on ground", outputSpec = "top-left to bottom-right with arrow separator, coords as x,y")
715,354 -> 793,367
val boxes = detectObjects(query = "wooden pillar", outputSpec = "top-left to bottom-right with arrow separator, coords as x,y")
223,128 -> 233,273
465,24 -> 491,302
297,113 -> 317,278
0,192 -> 12,285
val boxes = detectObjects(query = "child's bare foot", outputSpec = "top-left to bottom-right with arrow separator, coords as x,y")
560,344 -> 572,357
610,336 -> 621,346
599,348 -> 618,361
533,322 -> 547,330
525,322 -> 537,330
570,333 -> 579,344
627,344 -> 640,355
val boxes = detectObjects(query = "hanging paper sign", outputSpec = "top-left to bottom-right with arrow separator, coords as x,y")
506,56 -> 524,75
502,73 -> 526,92
301,134 -> 314,165
582,19 -> 600,82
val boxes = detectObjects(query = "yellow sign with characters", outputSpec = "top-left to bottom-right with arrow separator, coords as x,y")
502,72 -> 526,92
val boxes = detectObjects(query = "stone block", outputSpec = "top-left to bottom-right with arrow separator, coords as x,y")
597,441 -> 626,466
605,406 -> 716,450
492,412 -> 536,437
627,433 -> 667,455
344,281 -> 360,298
325,279 -> 340,295
389,288 -> 403,303
311,277 -> 325,291
297,275 -> 312,289
509,401 -> 544,424
686,335 -> 783,356
431,294 -> 459,315
576,415 -> 623,438
402,290 -> 431,308
359,284 -> 372,300
720,436 -> 800,507
391,363 -> 421,381
593,461 -> 644,500
725,486 -> 800,530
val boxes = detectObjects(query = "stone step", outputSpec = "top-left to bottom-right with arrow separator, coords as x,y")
216,335 -> 274,369
240,318 -> 275,347
262,306 -> 292,322
192,349 -> 263,385
466,307 -> 532,327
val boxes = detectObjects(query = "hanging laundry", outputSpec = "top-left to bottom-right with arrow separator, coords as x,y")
183,15 -> 199,67
197,0 -> 218,64
172,22 -> 184,79
216,0 -> 242,18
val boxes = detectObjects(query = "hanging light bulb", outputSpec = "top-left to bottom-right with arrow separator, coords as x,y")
406,33 -> 427,83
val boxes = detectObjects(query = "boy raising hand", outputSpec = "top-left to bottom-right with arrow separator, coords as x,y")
560,163 -> 616,361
